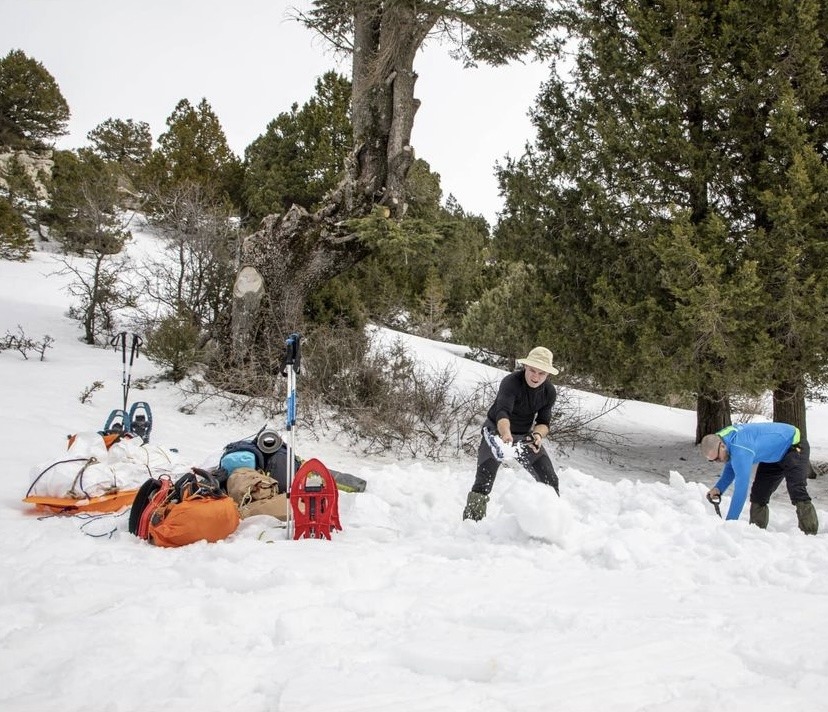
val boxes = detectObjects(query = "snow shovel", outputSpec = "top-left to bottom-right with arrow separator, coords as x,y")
706,491 -> 722,518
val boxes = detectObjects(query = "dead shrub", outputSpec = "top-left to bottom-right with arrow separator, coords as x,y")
177,324 -> 620,461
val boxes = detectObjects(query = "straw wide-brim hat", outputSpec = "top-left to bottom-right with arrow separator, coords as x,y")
517,347 -> 559,375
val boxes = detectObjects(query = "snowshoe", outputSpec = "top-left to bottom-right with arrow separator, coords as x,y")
482,426 -> 530,465
128,401 -> 153,443
482,426 -> 507,461
103,408 -> 130,434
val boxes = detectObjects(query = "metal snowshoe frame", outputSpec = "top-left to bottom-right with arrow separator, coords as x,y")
103,408 -> 130,433
128,401 -> 153,442
482,425 -> 533,469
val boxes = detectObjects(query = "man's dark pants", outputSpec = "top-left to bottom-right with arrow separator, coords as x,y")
750,440 -> 812,505
471,433 -> 559,496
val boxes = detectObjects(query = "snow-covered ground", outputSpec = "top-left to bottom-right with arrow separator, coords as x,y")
2,232 -> 828,712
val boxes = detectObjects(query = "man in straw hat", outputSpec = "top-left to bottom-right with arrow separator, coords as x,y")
462,346 -> 560,521
700,422 -> 818,534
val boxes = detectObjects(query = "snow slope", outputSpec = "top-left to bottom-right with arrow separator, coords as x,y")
1,236 -> 828,712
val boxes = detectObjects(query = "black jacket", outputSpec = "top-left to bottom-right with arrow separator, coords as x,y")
485,369 -> 557,435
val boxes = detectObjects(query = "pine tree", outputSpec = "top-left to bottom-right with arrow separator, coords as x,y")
457,262 -> 538,364
495,0 -> 828,439
145,98 -> 241,208
716,2 -> 828,437
87,118 -> 152,192
87,118 -> 152,165
242,71 -> 351,224
0,196 -> 32,260
47,149 -> 129,256
0,49 -> 69,149
0,153 -> 51,238
414,268 -> 449,339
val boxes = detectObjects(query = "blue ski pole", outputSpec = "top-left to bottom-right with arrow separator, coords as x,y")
280,332 -> 301,538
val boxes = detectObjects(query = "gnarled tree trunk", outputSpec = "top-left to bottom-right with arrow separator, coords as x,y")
231,2 -> 429,358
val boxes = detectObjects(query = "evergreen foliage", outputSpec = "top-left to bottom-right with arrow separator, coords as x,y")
144,98 -> 241,208
46,149 -> 129,255
493,0 -> 828,437
229,2 -> 559,355
144,314 -> 201,382
0,49 -> 69,149
0,152 -> 51,237
87,118 -> 152,191
310,161 -> 491,333
301,1 -> 559,67
0,195 -> 32,260
242,71 -> 351,225
87,118 -> 152,165
456,262 -> 537,363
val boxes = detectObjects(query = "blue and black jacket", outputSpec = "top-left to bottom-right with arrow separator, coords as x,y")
713,422 -> 800,520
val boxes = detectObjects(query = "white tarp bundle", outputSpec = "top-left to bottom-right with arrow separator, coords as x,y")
27,432 -> 193,499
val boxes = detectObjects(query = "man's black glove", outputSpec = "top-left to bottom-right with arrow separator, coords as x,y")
522,433 -> 541,453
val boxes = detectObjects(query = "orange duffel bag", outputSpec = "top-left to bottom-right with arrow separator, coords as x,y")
131,469 -> 240,548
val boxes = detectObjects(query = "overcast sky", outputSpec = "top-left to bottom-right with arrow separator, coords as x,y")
1,0 -> 550,225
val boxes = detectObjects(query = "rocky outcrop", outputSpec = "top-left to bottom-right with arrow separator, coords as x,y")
0,149 -> 54,200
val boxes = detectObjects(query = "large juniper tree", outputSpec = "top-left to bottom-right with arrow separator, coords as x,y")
720,2 -> 828,438
230,1 -> 558,356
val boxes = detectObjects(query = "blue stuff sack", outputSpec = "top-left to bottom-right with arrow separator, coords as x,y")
220,449 -> 258,475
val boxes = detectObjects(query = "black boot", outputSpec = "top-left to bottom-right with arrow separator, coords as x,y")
795,500 -> 818,535
749,502 -> 769,529
462,491 -> 489,521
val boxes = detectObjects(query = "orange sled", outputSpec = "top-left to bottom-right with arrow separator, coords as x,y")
23,489 -> 139,514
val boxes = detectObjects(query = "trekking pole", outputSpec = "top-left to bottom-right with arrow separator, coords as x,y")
126,333 -> 143,408
280,332 -> 301,539
706,491 -> 722,518
110,332 -> 129,411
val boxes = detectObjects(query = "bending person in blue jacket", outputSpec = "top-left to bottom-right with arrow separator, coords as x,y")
700,422 -> 818,534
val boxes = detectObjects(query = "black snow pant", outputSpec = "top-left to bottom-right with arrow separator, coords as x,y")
471,432 -> 559,496
750,439 -> 812,505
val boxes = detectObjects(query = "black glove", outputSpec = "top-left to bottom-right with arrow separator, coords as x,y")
522,433 -> 541,453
